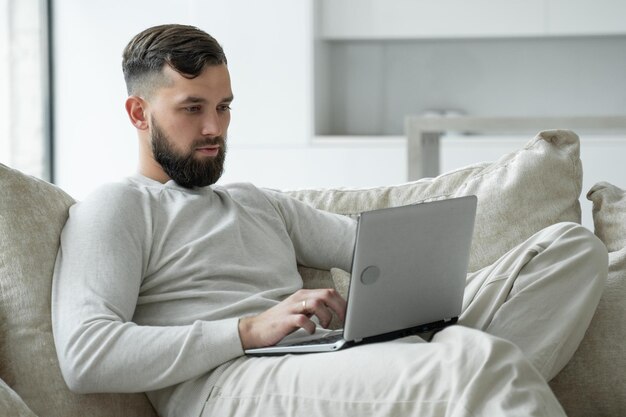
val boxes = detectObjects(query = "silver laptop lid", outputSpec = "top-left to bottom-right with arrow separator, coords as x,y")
343,195 -> 477,342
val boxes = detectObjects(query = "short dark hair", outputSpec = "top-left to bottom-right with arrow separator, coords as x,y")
122,24 -> 227,96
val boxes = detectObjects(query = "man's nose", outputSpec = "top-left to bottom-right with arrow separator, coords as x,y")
201,110 -> 222,137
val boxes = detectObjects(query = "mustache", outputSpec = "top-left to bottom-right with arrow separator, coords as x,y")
192,136 -> 226,148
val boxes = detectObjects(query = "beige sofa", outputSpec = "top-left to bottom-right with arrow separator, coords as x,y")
1,130 -> 624,416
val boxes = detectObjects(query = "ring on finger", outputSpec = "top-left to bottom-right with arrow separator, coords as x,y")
302,299 -> 307,312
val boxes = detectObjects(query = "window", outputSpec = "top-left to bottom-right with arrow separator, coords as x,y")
0,0 -> 52,181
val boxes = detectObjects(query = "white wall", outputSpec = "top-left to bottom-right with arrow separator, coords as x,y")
186,1 -> 314,147
53,0 -> 193,197
222,137 -> 406,191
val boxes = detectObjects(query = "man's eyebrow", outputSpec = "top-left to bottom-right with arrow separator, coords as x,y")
180,96 -> 207,104
179,95 -> 234,104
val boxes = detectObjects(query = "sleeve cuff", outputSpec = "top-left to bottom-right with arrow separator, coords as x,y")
201,317 -> 245,365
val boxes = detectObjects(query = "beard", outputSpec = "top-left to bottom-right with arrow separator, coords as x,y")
150,117 -> 227,188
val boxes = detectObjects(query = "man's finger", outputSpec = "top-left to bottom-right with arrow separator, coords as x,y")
292,314 -> 316,334
304,298 -> 333,328
314,289 -> 347,322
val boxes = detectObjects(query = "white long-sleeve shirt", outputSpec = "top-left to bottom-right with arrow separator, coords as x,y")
51,175 -> 356,417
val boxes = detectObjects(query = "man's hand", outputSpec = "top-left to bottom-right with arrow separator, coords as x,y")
238,288 -> 346,350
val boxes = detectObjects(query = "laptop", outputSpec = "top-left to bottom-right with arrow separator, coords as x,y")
245,195 -> 477,355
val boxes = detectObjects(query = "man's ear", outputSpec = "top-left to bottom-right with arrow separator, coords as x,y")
125,96 -> 149,130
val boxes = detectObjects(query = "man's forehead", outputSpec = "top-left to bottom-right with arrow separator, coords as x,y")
158,65 -> 233,101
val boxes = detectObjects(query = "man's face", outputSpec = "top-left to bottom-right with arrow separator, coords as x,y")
150,115 -> 227,188
146,64 -> 233,188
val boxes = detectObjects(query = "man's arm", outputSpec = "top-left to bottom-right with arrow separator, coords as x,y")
51,185 -> 243,393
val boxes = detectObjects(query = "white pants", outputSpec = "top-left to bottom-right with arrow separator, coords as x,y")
202,223 -> 608,417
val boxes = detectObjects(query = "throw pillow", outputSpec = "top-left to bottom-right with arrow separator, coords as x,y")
0,163 -> 157,417
549,182 -> 626,417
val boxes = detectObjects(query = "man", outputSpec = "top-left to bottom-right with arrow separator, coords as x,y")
52,24 -> 607,417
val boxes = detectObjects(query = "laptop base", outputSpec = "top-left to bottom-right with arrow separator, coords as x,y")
245,317 -> 458,356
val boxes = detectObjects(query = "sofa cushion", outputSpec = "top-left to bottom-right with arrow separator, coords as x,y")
288,129 -> 582,274
549,182 -> 626,417
0,163 -> 157,417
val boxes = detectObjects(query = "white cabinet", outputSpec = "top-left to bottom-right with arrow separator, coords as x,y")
314,0 -> 626,139
319,0 -> 626,39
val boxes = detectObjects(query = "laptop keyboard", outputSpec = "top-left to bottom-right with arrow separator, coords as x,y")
289,333 -> 344,347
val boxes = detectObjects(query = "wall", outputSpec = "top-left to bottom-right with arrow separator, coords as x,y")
53,0 -> 191,197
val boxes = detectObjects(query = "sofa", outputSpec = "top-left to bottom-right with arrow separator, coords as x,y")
1,129 -> 624,416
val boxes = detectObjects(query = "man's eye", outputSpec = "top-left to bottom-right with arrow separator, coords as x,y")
218,105 -> 232,112
185,106 -> 201,113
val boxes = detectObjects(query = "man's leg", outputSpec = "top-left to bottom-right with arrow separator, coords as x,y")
459,222 -> 608,380
202,326 -> 565,417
